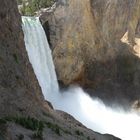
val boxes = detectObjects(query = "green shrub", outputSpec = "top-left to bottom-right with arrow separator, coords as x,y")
75,130 -> 84,136
0,116 -> 65,138
0,116 -> 45,140
33,130 -> 43,139
46,122 -> 61,136
17,0 -> 55,15
64,130 -> 72,135
13,54 -> 19,64
2,116 -> 44,131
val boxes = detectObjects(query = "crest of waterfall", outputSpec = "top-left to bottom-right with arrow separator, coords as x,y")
22,16 -> 59,102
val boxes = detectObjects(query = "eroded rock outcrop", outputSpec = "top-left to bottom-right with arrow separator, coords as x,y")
40,0 -> 140,103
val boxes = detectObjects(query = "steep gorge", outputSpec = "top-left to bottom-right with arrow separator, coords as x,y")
0,0 -> 121,140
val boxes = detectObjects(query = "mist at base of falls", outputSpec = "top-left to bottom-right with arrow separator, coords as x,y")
22,17 -> 140,140
52,86 -> 140,140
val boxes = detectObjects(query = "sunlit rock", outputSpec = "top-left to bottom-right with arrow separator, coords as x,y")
40,0 -> 140,102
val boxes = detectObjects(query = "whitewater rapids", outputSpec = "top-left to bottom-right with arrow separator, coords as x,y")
22,16 -> 140,140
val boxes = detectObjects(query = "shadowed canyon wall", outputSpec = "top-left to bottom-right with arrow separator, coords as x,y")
0,0 -> 47,118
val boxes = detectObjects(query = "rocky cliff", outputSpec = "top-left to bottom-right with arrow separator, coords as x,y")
0,0 -> 47,118
40,0 -> 140,104
0,0 -> 120,139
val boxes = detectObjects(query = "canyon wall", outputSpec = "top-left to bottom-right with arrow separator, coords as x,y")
41,0 -> 140,103
0,0 -> 47,118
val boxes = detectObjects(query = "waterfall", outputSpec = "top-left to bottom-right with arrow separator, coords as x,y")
22,16 -> 59,103
22,17 -> 140,140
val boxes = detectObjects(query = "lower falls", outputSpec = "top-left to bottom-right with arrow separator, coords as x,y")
22,16 -> 140,140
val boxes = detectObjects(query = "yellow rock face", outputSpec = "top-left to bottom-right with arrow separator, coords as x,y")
52,0 -> 100,85
46,0 -> 140,90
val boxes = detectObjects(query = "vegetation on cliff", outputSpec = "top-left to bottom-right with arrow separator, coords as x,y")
17,0 -> 55,15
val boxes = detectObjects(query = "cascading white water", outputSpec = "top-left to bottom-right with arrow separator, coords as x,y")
22,16 -> 59,103
22,17 -> 140,140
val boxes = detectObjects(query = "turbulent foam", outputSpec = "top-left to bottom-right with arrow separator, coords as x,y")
22,16 -> 140,140
56,86 -> 140,140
